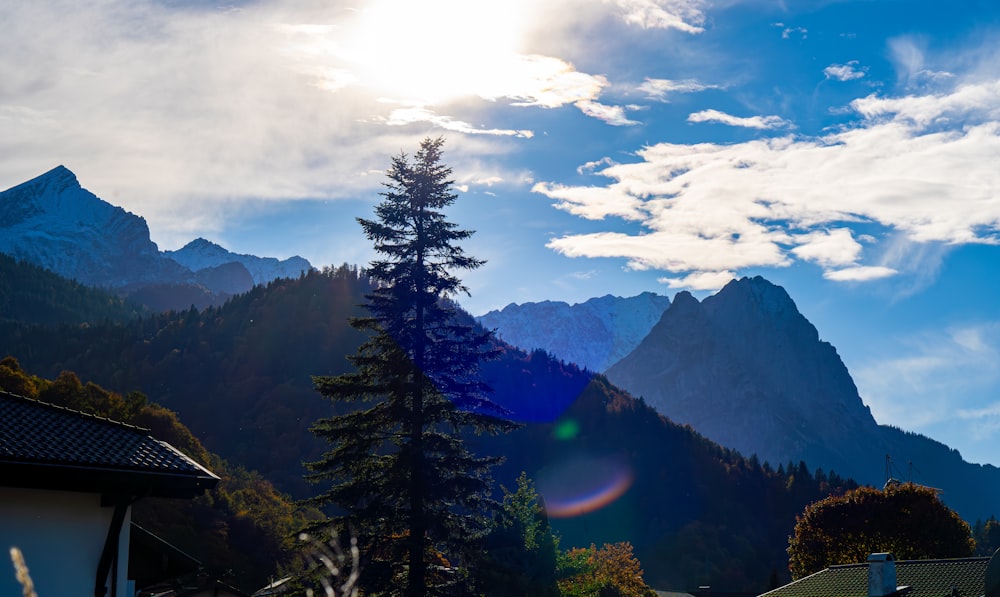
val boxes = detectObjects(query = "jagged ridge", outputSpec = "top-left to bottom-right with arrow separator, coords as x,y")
476,292 -> 671,372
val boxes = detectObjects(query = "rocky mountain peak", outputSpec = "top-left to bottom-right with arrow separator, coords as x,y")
606,278 -> 879,476
666,289 -> 699,311
12,164 -> 77,192
707,276 -> 799,318
186,237 -> 219,250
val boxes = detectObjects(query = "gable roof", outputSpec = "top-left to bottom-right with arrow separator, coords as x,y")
759,557 -> 990,597
0,391 -> 218,498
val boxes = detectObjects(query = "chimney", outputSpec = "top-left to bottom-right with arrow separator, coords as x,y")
868,553 -> 897,597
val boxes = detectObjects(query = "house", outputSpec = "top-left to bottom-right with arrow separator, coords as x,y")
759,551 -> 1000,597
0,390 -> 219,597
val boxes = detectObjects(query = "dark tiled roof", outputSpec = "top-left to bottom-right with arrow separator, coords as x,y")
760,558 -> 989,597
0,391 -> 218,497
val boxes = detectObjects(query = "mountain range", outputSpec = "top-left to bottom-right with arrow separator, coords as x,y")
0,166 -> 312,310
483,276 -> 1000,521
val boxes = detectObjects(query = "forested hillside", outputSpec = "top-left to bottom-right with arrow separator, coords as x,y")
0,264 -> 370,493
0,358 -> 310,592
0,252 -> 146,324
0,261 -> 856,591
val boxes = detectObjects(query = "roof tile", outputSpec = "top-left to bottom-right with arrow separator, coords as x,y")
760,558 -> 989,597
0,390 -> 217,486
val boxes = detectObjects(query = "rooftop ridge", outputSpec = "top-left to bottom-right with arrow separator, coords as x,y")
826,557 -> 993,568
0,388 -> 151,433
0,389 -> 218,480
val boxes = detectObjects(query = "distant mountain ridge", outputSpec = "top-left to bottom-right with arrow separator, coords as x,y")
165,237 -> 311,286
0,166 -> 313,310
476,292 -> 671,372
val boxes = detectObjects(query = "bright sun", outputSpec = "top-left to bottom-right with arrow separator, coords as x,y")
340,0 -> 530,104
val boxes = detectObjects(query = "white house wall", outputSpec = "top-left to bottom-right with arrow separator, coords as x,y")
0,487 -> 131,597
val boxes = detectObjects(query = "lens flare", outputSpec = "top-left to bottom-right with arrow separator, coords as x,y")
553,419 -> 580,441
537,455 -> 634,518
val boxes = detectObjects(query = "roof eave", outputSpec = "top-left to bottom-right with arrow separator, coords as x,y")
0,460 -> 220,499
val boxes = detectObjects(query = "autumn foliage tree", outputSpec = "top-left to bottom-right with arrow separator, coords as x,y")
305,137 -> 516,596
788,482 -> 974,579
557,542 -> 658,597
973,516 -> 1000,556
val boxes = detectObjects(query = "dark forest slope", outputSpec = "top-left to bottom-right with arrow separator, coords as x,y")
0,263 -> 855,591
0,252 -> 146,324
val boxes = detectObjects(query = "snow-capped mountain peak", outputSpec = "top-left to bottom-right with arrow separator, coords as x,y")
475,291 -> 671,372
165,237 -> 312,286
0,166 -> 313,307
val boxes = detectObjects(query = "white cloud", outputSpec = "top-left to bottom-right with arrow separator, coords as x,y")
612,0 -> 706,33
576,100 -> 641,126
687,109 -> 793,129
790,228 -> 863,268
639,78 -> 721,101
659,270 -> 735,290
531,182 -> 647,221
577,157 -> 618,174
536,76 -> 1000,290
545,228 -> 791,273
492,55 -> 610,109
851,80 -> 1000,126
824,61 -> 866,82
384,106 -> 533,138
823,266 -> 898,281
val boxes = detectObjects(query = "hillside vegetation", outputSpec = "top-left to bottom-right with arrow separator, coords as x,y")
0,357 -> 312,592
0,260 -> 858,591
0,252 -> 146,324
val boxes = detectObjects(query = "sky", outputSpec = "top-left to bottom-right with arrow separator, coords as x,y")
2,0 -> 1000,466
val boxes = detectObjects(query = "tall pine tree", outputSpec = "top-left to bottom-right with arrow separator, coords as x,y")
306,137 -> 516,596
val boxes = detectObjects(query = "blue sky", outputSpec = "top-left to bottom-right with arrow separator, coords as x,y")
2,0 -> 1000,466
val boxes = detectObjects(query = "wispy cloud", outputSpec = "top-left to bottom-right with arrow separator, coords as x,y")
536,77 -> 1000,289
577,157 -> 618,174
888,36 -> 956,88
639,78 -> 721,101
687,109 -> 793,129
0,0 -> 660,248
384,106 -> 533,138
854,323 -> 1000,433
823,266 -> 898,282
773,23 -> 807,39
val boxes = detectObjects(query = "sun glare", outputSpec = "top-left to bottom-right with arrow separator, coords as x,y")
341,0 -> 529,104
